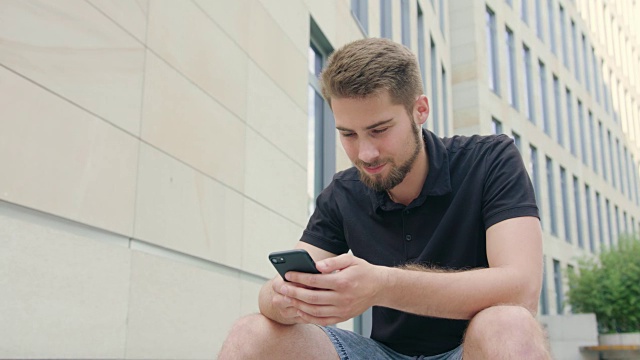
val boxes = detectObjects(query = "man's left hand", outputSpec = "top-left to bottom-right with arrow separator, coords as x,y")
280,254 -> 387,326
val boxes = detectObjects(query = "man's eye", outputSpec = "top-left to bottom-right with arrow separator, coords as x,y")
341,132 -> 355,137
372,128 -> 388,134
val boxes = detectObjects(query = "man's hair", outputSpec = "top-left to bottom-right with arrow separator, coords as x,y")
320,38 -> 423,114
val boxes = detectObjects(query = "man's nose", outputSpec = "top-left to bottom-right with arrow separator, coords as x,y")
358,140 -> 380,164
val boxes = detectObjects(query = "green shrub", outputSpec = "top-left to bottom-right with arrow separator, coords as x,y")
566,235 -> 640,334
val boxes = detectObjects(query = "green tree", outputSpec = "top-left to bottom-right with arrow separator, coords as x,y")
566,235 -> 640,334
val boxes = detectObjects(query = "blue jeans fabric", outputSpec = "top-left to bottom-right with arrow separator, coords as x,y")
320,326 -> 464,360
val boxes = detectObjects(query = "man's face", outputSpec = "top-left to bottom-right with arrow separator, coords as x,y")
333,92 -> 424,192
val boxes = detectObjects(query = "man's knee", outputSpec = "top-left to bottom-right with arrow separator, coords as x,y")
467,305 -> 537,335
464,305 -> 550,359
220,314 -> 279,358
226,313 -> 284,340
220,314 -> 337,360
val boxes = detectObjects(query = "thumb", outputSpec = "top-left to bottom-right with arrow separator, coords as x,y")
316,254 -> 356,274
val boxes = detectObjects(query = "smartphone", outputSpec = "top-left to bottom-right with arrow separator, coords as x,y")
268,249 -> 321,281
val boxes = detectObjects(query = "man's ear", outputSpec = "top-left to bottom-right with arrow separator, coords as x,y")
414,95 -> 430,126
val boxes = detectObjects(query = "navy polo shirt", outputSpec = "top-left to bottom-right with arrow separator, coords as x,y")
300,129 -> 539,356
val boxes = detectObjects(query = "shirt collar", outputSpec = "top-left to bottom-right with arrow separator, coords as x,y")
370,129 -> 452,212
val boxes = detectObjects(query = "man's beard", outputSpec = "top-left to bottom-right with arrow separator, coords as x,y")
356,121 -> 423,192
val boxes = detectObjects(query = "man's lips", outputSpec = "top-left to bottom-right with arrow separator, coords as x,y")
363,163 -> 386,174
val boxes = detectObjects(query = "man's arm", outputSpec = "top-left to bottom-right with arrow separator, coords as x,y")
378,216 -> 542,319
284,216 -> 542,325
258,241 -> 337,325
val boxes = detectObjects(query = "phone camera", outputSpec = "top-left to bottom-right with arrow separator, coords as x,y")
270,257 -> 286,264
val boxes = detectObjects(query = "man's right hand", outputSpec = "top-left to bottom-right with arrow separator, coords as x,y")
269,275 -> 307,323
259,242 -> 337,325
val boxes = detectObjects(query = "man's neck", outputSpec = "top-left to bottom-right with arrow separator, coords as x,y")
387,147 -> 429,206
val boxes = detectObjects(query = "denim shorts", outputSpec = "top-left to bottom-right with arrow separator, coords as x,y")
320,326 -> 464,360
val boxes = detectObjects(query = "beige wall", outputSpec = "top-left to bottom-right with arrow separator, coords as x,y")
0,0 -> 316,357
0,0 -> 638,359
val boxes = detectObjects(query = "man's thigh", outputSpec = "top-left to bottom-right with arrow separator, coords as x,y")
319,326 -> 463,360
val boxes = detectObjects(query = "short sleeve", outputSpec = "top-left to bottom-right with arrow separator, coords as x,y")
482,136 -> 539,230
300,182 -> 350,255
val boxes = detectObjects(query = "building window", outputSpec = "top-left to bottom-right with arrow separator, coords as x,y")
512,131 -> 522,152
615,205 -> 620,243
486,7 -> 499,94
585,184 -> 595,252
430,38 -> 440,135
548,0 -> 556,55
523,44 -> 534,122
589,112 -> 597,174
491,117 -> 503,134
541,256 -> 549,315
442,66 -> 449,136
380,0 -> 393,39
438,0 -> 445,37
596,191 -> 604,250
530,146 -> 541,216
554,75 -> 564,147
417,4 -> 426,89
559,5 -> 569,68
308,27 -> 335,215
401,0 -> 411,46
566,88 -> 576,156
546,157 -> 558,235
521,0 -> 529,24
605,198 -> 613,248
539,60 -> 550,135
582,34 -> 591,92
616,139 -> 623,195
633,156 -> 640,206
592,48 -> 601,104
573,175 -> 584,249
624,147 -> 631,200
608,73 -> 614,120
553,259 -> 564,314
611,76 -> 618,121
577,100 -> 587,165
560,167 -> 571,243
351,0 -> 369,35
603,64 -> 611,114
506,27 -> 518,108
535,0 -> 544,40
567,264 -> 575,313
599,122 -> 607,181
571,20 -> 580,82
608,133 -> 616,189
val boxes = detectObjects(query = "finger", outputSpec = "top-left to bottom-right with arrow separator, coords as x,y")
285,271 -> 338,291
291,300 -> 339,319
273,276 -> 308,294
281,284 -> 335,305
272,273 -> 288,289
296,310 -> 342,327
316,253 -> 356,273
272,294 -> 302,318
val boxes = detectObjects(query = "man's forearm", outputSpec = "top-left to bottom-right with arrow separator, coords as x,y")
376,266 -> 540,320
